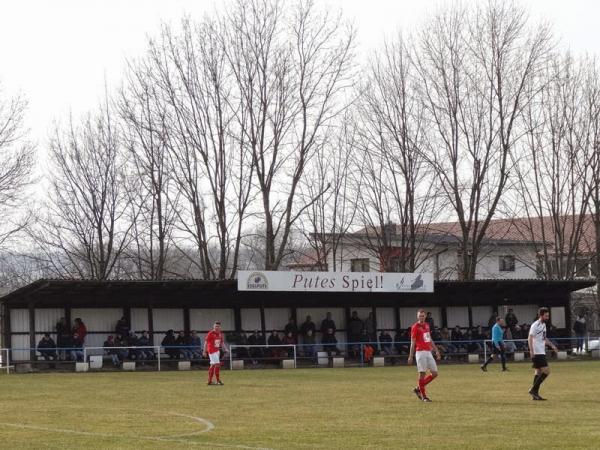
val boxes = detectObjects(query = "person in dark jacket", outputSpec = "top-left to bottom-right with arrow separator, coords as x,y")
322,328 -> 339,356
299,316 -> 316,337
161,330 -> 179,359
320,312 -> 336,334
115,316 -> 130,338
175,331 -> 192,360
38,334 -> 58,361
72,318 -> 87,344
379,330 -> 393,355
56,317 -> 71,360
573,314 -> 587,354
283,318 -> 298,340
137,331 -> 155,359
104,335 -> 120,366
189,330 -> 202,359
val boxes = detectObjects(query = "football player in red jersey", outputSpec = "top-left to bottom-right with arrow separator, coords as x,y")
407,309 -> 441,402
203,321 -> 228,385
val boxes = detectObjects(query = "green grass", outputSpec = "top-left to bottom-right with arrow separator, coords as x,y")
1,361 -> 600,449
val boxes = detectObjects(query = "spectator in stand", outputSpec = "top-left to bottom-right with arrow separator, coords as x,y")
247,330 -> 263,364
379,330 -> 393,356
364,312 -> 376,342
189,330 -> 202,359
116,316 -> 130,338
503,326 -> 516,354
162,330 -> 179,359
284,318 -> 298,340
104,335 -> 120,366
440,327 -> 456,358
176,330 -> 192,360
320,312 -> 336,334
546,325 -> 560,354
303,329 -> 316,358
126,331 -> 143,360
466,328 -> 483,353
451,326 -> 465,352
505,308 -> 518,331
348,311 -> 364,358
72,318 -> 87,345
573,314 -> 587,354
235,330 -> 250,360
70,332 -> 85,362
38,334 -> 58,361
394,328 -> 411,355
488,311 -> 499,328
282,331 -> 296,357
137,331 -> 154,359
268,330 -> 283,358
115,334 -> 129,361
431,327 -> 446,356
425,312 -> 435,330
56,317 -> 71,360
322,328 -> 339,356
299,315 -> 316,338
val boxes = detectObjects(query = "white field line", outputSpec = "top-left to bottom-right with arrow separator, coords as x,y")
0,411 -> 275,450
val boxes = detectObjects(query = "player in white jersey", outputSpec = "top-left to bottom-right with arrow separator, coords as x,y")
527,307 -> 558,401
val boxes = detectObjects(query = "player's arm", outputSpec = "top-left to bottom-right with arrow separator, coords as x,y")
407,338 -> 416,365
221,335 -> 229,354
527,333 -> 534,358
545,337 -> 558,353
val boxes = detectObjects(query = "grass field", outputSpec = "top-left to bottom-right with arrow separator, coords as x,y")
1,361 -> 600,449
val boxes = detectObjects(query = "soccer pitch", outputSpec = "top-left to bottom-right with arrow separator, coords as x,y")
1,362 -> 599,449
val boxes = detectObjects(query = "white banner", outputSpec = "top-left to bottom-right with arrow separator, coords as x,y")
237,271 -> 433,293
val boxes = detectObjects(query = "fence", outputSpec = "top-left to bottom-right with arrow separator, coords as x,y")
1,336 -> 599,373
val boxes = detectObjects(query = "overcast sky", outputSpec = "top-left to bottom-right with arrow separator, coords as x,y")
1,0 -> 599,148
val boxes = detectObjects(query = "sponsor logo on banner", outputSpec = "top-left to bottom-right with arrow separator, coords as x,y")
237,271 -> 433,293
246,271 -> 269,290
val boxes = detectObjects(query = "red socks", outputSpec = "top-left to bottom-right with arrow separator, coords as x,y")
214,364 -> 221,381
418,375 -> 435,396
208,365 -> 215,383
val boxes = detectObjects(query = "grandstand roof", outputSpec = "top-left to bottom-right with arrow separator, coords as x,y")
0,278 -> 594,309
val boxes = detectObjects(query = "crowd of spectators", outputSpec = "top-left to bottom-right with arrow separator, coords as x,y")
34,308 -> 570,367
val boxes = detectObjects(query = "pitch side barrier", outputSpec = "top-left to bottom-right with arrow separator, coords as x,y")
1,337 -> 598,373
0,345 -> 207,373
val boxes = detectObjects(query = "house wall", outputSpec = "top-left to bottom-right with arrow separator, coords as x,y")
329,239 -> 539,280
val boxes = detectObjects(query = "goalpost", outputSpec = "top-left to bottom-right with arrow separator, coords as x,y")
228,344 -> 297,369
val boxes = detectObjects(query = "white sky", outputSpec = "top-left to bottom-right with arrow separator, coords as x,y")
1,0 -> 599,148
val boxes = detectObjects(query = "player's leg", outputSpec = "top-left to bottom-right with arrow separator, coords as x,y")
499,345 -> 507,371
413,352 -> 426,400
481,348 -> 495,371
419,353 -> 438,401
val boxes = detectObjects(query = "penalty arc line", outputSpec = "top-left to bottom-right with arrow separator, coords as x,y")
0,412 -> 274,450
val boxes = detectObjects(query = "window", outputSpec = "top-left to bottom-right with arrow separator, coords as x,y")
499,255 -> 515,272
351,258 -> 370,272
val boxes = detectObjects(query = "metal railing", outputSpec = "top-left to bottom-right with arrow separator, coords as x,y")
1,336 -> 598,373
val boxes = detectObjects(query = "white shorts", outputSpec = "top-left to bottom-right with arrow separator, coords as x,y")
209,351 -> 220,365
416,351 -> 437,373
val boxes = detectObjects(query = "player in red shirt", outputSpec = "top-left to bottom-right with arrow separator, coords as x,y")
203,321 -> 228,385
407,309 -> 441,402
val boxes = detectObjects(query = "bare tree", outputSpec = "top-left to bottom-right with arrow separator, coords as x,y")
415,2 -> 552,279
298,118 -> 358,271
119,57 -> 180,280
142,18 -> 255,279
514,53 -> 597,280
224,0 -> 356,270
31,103 -> 131,279
352,36 -> 442,272
0,84 -> 34,251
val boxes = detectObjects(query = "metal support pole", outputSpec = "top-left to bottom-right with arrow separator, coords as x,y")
230,345 -> 234,370
157,346 -> 161,372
